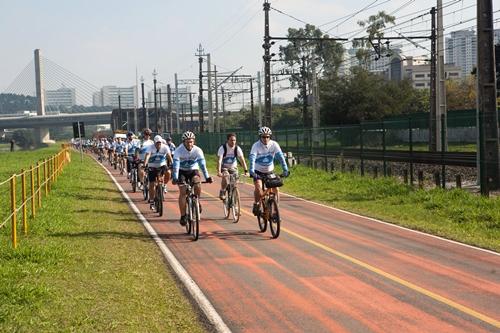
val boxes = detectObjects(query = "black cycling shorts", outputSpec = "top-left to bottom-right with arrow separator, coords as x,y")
253,170 -> 274,182
178,169 -> 200,185
148,165 -> 167,182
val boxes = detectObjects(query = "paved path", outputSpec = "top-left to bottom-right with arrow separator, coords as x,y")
104,161 -> 500,333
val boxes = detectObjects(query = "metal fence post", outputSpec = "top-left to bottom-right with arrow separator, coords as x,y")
441,114 -> 446,189
36,162 -> 41,207
44,159 -> 48,196
382,121 -> 387,176
409,117 -> 414,185
360,123 -> 364,176
10,176 -> 17,248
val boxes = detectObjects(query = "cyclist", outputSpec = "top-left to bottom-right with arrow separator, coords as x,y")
144,135 -> 172,210
138,128 -> 154,190
97,139 -> 105,161
114,137 -> 126,171
249,126 -> 289,216
166,137 -> 176,155
171,131 -> 213,226
217,133 -> 248,200
124,131 -> 139,179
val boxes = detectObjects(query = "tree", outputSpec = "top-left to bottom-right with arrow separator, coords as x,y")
446,77 -> 476,110
353,11 -> 396,68
12,129 -> 36,149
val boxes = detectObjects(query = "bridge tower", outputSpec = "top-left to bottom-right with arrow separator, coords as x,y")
34,49 -> 53,144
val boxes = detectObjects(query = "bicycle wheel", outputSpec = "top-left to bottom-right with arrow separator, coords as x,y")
156,185 -> 163,217
191,196 -> 200,241
231,187 -> 240,223
223,188 -> 230,219
268,198 -> 280,239
131,169 -> 137,192
142,176 -> 149,200
257,202 -> 267,232
185,198 -> 192,234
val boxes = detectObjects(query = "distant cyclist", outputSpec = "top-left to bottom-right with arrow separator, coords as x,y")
166,137 -> 176,155
144,135 -> 172,210
171,131 -> 213,226
249,126 -> 289,216
138,128 -> 154,190
217,133 -> 248,200
124,131 -> 139,177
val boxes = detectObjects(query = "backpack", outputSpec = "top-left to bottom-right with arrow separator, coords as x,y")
219,143 -> 241,165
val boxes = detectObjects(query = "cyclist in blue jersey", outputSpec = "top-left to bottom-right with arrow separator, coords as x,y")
216,133 -> 248,200
249,126 -> 289,216
138,128 -> 154,189
172,131 -> 213,226
124,131 -> 139,178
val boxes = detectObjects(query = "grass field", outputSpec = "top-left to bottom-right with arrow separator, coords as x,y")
0,150 -> 205,332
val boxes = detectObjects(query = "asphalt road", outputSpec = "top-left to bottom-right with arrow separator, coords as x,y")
105,161 -> 500,333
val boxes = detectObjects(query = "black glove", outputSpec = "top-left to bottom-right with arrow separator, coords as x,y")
281,170 -> 290,178
206,177 -> 213,184
172,178 -> 178,185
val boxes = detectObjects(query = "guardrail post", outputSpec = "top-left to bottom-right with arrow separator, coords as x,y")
456,174 -> 462,188
403,169 -> 409,184
21,169 -> 27,234
373,166 -> 378,178
30,165 -> 36,218
434,171 -> 441,187
10,176 -> 17,248
418,171 -> 424,188
382,121 -> 387,176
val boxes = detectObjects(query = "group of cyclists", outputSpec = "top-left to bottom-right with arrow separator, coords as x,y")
93,126 -> 290,229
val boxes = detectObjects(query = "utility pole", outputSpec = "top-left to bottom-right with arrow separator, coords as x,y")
477,0 -> 500,195
436,0 -> 447,151
153,69 -> 158,133
312,61 -> 320,146
214,65 -> 220,132
141,76 -> 148,130
250,78 -> 255,130
167,84 -> 172,135
429,7 -> 437,151
134,67 -> 138,133
189,93 -> 194,130
174,73 -> 180,134
118,94 -> 122,130
257,71 -> 262,127
301,56 -> 308,128
196,44 -> 205,132
263,0 -> 272,127
221,87 -> 226,132
207,53 -> 214,132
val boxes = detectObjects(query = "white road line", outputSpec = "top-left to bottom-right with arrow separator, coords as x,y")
98,160 -> 232,333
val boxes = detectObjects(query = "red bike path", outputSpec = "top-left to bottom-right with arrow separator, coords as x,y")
104,162 -> 500,333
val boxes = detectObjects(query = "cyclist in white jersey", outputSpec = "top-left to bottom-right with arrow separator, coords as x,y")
172,131 -> 213,226
249,126 -> 289,216
144,135 -> 172,209
216,133 -> 248,200
138,128 -> 154,189
166,137 -> 176,155
124,131 -> 139,177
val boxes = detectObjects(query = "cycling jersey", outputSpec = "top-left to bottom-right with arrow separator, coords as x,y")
167,143 -> 176,154
115,141 -> 125,154
217,143 -> 243,170
249,139 -> 288,174
125,139 -> 139,160
147,144 -> 171,168
172,144 -> 209,180
138,139 -> 154,161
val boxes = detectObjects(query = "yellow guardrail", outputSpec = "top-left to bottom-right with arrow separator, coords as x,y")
0,145 -> 71,248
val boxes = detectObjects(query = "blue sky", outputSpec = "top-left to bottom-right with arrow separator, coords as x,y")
0,0 -> 494,103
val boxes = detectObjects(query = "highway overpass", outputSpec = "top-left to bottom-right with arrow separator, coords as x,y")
0,112 -> 112,129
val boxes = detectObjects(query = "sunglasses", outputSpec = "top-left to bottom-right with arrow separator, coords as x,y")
261,136 -> 271,139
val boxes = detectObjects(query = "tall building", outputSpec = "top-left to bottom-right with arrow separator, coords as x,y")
404,56 -> 462,89
44,86 -> 76,108
340,46 -> 403,80
93,86 -> 137,107
445,30 -> 477,77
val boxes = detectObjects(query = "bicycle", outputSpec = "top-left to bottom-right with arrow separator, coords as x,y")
130,159 -> 139,192
181,180 -> 209,241
150,169 -> 164,217
255,173 -> 284,239
118,154 -> 125,175
142,165 -> 149,201
222,172 -> 241,223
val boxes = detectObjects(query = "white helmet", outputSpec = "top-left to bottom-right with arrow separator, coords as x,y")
258,126 -> 272,136
182,131 -> 196,141
153,135 -> 163,143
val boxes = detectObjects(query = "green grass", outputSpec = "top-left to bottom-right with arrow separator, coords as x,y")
282,164 -> 500,251
0,144 -> 61,179
0,151 -> 205,332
